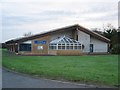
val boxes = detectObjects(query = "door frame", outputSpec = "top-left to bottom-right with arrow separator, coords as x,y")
90,44 -> 94,53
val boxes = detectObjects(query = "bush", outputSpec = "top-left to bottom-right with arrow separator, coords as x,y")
111,44 -> 120,54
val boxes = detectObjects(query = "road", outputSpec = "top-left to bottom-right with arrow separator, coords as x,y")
2,68 -> 98,88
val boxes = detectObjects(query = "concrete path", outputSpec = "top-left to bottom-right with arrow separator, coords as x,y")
2,68 -> 98,88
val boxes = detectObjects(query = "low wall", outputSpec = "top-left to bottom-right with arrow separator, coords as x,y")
49,50 -> 83,55
18,51 -> 32,55
18,50 -> 83,56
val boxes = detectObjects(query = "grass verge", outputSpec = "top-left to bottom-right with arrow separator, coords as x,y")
2,49 -> 118,86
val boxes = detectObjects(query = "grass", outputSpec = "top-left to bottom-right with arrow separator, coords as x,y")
2,49 -> 118,86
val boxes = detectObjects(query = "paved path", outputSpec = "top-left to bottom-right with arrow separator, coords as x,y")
2,68 -> 97,88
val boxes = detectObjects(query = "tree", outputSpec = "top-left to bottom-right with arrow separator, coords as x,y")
23,32 -> 33,37
111,44 -> 120,54
93,24 -> 119,54
0,43 -> 7,48
102,24 -> 118,49
91,28 -> 103,35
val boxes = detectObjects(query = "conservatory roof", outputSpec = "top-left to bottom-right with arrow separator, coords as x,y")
50,36 -> 81,44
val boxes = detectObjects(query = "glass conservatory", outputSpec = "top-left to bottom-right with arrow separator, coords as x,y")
49,36 -> 83,50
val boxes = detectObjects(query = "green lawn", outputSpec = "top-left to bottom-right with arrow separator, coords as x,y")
2,49 -> 118,86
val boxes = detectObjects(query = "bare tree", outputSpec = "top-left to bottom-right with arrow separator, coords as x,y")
23,32 -> 33,37
91,28 -> 103,35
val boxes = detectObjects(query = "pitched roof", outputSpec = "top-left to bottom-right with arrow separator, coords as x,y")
50,36 -> 81,44
5,24 -> 110,44
76,24 -> 110,43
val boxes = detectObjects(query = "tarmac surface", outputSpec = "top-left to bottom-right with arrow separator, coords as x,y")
2,68 -> 102,88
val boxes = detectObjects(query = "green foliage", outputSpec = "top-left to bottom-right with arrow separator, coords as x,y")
0,43 -> 7,48
111,44 -> 120,54
2,49 -> 118,86
98,24 -> 119,54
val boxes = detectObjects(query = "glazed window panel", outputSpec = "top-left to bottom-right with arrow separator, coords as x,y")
49,36 -> 83,50
78,46 -> 81,49
19,44 -> 31,51
58,46 -> 62,49
49,45 -> 56,50
70,46 -> 73,49
66,46 -> 70,50
74,46 -> 77,50
62,46 -> 65,49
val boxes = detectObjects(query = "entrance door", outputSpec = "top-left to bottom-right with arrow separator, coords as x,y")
90,44 -> 93,53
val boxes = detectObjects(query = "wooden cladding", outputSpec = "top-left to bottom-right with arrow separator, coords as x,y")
32,35 -> 50,54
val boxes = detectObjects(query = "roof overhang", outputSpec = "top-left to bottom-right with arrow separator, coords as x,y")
5,24 -> 110,44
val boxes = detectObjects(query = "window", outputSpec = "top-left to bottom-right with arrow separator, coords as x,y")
19,44 -> 31,51
66,46 -> 68,49
70,46 -> 73,49
62,46 -> 65,49
74,46 -> 77,50
49,44 -> 57,50
76,35 -> 78,41
38,46 -> 43,50
49,36 -> 83,50
58,46 -> 62,49
78,46 -> 81,49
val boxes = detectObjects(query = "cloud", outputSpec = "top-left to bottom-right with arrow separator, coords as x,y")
118,1 -> 120,27
1,0 -> 119,42
1,0 -> 119,3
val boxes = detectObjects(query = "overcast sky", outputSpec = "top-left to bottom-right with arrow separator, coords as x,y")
1,0 -> 119,43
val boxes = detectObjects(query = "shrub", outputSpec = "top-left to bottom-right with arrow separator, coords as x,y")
111,44 -> 120,54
